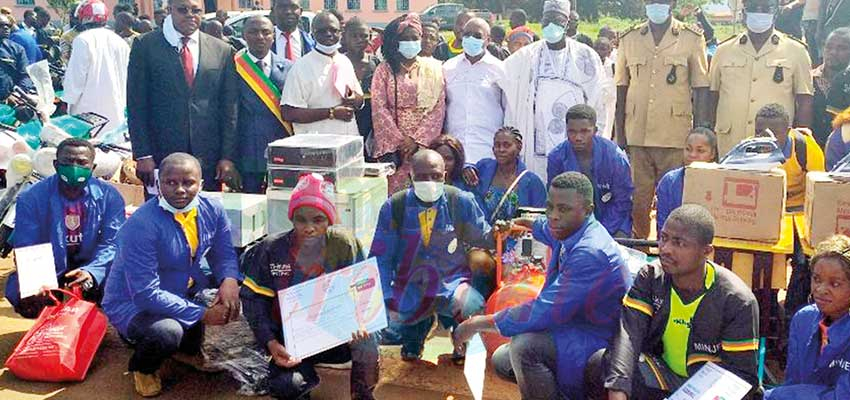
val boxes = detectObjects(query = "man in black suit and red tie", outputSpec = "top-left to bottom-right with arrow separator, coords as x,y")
127,0 -> 240,191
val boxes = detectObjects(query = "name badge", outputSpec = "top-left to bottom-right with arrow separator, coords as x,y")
448,238 -> 458,254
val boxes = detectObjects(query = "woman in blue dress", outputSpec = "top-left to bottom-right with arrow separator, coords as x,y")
466,126 -> 546,222
764,234 -> 850,400
655,127 -> 718,233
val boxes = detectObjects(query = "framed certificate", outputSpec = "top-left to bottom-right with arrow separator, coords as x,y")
278,257 -> 387,360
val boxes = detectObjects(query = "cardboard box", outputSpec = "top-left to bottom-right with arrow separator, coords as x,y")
804,172 -> 850,246
202,192 -> 268,248
109,181 -> 146,207
683,162 -> 786,242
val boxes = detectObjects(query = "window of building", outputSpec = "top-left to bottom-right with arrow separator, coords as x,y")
300,0 -> 310,9
374,0 -> 387,10
396,0 -> 408,11
239,0 -> 253,8
324,0 -> 337,10
347,0 -> 360,10
15,0 -> 34,5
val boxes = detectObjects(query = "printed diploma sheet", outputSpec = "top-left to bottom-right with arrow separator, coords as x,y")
277,258 -> 387,360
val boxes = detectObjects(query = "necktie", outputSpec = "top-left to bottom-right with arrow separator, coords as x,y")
256,60 -> 266,76
180,36 -> 194,87
283,31 -> 294,61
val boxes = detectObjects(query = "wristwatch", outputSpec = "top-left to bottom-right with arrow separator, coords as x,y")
328,107 -> 336,120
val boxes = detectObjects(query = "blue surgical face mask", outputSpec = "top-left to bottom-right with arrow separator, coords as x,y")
315,40 -> 342,54
541,23 -> 566,44
398,40 -> 421,59
645,3 -> 671,25
158,193 -> 200,214
746,12 -> 774,34
462,35 -> 485,57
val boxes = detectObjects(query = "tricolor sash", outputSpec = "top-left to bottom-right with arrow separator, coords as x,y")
234,49 -> 293,135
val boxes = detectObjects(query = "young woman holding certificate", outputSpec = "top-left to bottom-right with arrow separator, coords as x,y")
240,173 -> 379,400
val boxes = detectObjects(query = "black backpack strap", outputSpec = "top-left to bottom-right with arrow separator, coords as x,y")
390,190 -> 407,233
443,185 -> 464,243
792,130 -> 808,171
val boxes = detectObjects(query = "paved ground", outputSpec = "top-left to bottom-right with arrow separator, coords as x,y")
0,257 -> 521,400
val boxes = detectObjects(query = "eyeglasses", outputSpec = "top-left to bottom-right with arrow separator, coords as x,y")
175,6 -> 204,16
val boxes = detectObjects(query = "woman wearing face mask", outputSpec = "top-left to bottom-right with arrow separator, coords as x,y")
371,13 -> 447,194
763,234 -> 850,400
654,127 -> 718,233
465,127 -> 546,222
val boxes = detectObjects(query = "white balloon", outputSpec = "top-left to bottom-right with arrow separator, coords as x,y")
94,149 -> 122,178
33,147 -> 57,176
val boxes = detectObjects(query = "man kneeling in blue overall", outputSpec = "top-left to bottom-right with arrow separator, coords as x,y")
452,171 -> 628,399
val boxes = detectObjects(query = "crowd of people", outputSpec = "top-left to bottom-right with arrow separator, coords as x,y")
1,0 -> 850,398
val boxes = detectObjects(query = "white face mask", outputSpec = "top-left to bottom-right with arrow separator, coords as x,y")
412,181 -> 444,203
315,40 -> 342,54
746,12 -> 774,34
158,194 -> 200,214
645,3 -> 671,25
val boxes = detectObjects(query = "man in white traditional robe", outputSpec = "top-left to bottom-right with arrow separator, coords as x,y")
501,0 -> 610,182
62,0 -> 130,132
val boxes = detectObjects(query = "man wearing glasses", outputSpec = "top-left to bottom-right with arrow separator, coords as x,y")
127,0 -> 241,193
707,0 -> 814,156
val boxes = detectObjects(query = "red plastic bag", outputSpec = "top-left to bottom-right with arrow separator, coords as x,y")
4,287 -> 107,382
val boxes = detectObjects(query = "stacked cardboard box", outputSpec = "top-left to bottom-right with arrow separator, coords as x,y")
683,162 -> 787,242
804,172 -> 850,246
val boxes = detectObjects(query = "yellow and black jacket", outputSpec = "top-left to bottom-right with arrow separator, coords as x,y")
604,261 -> 760,395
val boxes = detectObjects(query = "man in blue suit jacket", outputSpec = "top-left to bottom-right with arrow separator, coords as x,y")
234,16 -> 292,193
271,0 -> 315,62
102,153 -> 241,397
5,138 -> 126,318
547,104 -> 634,237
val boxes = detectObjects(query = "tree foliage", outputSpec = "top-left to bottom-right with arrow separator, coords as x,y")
46,0 -> 77,22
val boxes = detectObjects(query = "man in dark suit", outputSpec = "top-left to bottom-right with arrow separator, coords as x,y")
271,0 -> 314,62
127,0 -> 239,192
233,16 -> 292,194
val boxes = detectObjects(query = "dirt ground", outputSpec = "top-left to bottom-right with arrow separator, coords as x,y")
0,257 -> 521,400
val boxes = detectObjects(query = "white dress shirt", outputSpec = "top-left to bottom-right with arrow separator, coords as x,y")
162,15 -> 199,74
274,27 -> 303,61
280,50 -> 362,135
247,50 -> 273,76
443,52 -> 507,163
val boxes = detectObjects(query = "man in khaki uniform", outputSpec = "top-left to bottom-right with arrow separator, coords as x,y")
709,0 -> 813,156
615,0 -> 709,240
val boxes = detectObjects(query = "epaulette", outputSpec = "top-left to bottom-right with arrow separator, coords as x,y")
718,33 -> 741,46
782,32 -> 808,48
619,23 -> 643,39
682,23 -> 703,36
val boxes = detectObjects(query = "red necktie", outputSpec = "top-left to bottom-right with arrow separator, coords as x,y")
283,32 -> 294,61
180,36 -> 194,87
